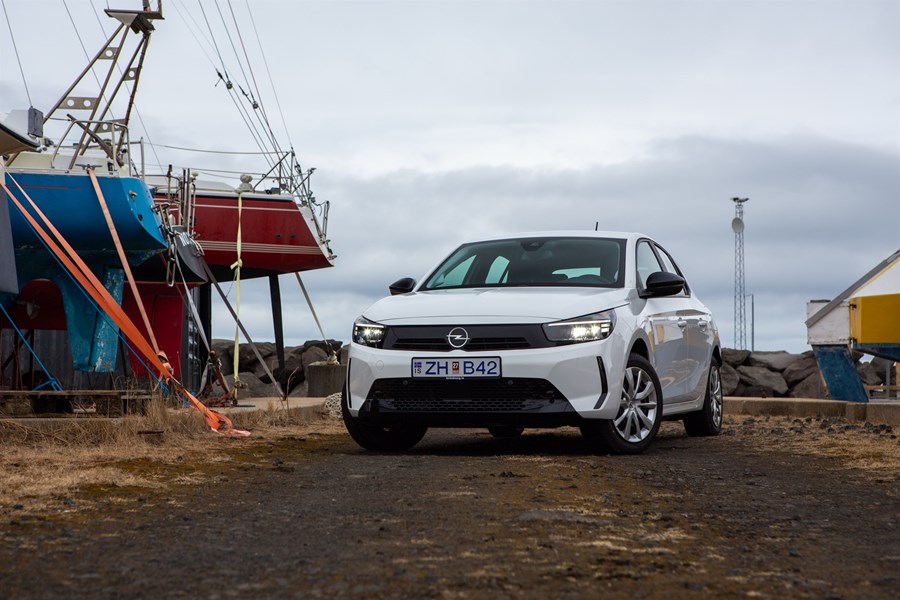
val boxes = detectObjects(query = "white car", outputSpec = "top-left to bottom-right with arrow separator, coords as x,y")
343,231 -> 723,454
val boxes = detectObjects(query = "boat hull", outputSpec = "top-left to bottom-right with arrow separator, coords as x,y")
2,170 -> 167,373
159,191 -> 334,280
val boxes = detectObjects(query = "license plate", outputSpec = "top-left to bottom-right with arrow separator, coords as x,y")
412,357 -> 501,378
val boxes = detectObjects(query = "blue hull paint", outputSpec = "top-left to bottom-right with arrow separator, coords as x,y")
4,170 -> 166,373
812,345 -> 868,403
6,170 -> 166,257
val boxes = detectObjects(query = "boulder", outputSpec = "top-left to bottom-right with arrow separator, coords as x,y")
736,365 -> 789,396
746,351 -> 800,372
870,357 -> 896,384
791,371 -> 825,399
301,339 -> 343,360
722,348 -> 750,368
224,371 -> 280,399
857,362 -> 883,386
720,363 -> 740,396
288,380 -> 309,398
237,342 -> 276,374
782,356 -> 819,387
210,339 -> 235,376
734,383 -> 778,398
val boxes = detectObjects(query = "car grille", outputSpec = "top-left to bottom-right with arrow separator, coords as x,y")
366,378 -> 567,412
383,324 -> 553,351
391,337 -> 531,351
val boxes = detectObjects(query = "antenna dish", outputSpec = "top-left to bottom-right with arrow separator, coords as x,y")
731,217 -> 744,233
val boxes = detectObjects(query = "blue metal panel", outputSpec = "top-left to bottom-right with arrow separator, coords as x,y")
855,344 -> 900,362
813,345 -> 868,402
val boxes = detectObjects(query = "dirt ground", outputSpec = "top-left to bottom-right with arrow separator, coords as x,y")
0,412 -> 898,599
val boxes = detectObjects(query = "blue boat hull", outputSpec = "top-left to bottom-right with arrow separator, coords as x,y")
3,170 -> 167,373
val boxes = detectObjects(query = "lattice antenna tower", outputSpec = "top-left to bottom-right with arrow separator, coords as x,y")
731,197 -> 749,350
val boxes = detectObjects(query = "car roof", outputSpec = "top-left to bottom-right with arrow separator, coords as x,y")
464,230 -> 650,244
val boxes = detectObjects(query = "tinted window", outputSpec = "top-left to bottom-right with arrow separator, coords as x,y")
636,241 -> 663,289
422,237 -> 626,290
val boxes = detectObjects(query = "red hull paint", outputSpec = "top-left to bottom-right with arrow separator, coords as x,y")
123,284 -> 187,379
157,193 -> 333,275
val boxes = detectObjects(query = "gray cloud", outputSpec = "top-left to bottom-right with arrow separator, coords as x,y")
211,134 -> 899,352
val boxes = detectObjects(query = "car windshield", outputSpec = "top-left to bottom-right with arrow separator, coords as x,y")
421,237 -> 626,290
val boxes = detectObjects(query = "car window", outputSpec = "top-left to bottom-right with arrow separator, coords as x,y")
485,256 -> 510,284
429,255 -> 476,288
421,237 -> 626,290
636,241 -> 663,289
654,243 -> 690,296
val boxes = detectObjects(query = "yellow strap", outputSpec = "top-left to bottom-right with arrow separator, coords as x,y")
230,190 -> 243,390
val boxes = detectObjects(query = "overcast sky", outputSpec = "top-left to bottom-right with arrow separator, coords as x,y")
2,0 -> 898,354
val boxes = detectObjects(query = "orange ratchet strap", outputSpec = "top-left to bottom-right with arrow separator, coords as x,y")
1,177 -> 249,436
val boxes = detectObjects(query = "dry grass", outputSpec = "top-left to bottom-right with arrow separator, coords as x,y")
724,415 -> 900,476
0,399 -> 327,513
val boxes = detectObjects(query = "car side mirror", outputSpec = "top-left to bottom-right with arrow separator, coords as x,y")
639,271 -> 685,298
389,277 -> 417,295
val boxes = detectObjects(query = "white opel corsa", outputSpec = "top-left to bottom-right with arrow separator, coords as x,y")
343,231 -> 723,454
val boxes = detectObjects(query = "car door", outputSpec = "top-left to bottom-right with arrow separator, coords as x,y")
654,243 -> 711,402
636,240 -> 688,402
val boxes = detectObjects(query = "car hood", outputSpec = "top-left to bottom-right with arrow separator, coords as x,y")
363,287 -> 633,325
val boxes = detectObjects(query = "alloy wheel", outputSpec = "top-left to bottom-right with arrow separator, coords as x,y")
613,365 -> 659,443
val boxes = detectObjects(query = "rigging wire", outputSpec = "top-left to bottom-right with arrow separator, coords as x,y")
194,0 -> 276,168
61,0 -> 114,116
149,143 -> 280,155
226,0 -> 283,158
87,0 -> 165,176
1,0 -> 33,105
244,0 -> 293,150
197,0 -> 232,87
214,0 -> 281,163
169,0 -> 220,72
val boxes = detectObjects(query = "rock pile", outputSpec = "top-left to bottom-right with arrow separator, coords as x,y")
721,349 -> 896,399
209,339 -> 344,397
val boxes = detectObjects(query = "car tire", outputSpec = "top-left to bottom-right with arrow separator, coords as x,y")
580,353 -> 662,455
683,358 -> 724,437
487,426 -> 524,438
341,387 -> 427,451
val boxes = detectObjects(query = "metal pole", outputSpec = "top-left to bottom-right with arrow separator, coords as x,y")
750,293 -> 755,351
269,274 -> 286,378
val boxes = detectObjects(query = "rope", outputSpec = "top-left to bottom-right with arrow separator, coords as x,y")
1,0 -> 32,105
230,189 -> 244,390
0,303 -> 63,392
295,273 -> 335,359
200,260 -> 285,397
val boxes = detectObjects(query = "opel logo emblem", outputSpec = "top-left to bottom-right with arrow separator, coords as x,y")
447,327 -> 470,349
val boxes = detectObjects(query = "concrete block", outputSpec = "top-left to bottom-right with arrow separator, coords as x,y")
306,361 -> 347,397
865,403 -> 900,426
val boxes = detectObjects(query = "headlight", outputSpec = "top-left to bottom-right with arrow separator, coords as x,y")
352,316 -> 386,348
542,310 -> 616,343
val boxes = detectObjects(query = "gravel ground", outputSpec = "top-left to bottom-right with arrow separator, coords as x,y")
0,414 -> 898,599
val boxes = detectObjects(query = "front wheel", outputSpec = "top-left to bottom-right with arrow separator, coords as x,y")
683,359 -> 724,436
341,388 -> 427,451
580,354 -> 662,455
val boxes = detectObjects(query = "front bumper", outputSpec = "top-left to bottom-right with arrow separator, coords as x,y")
346,336 -> 628,426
